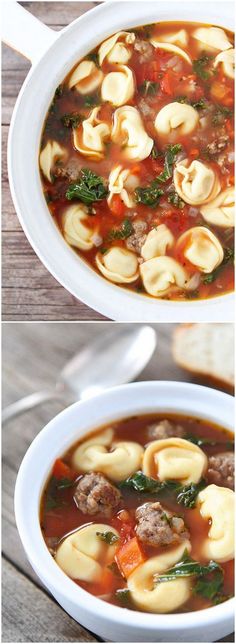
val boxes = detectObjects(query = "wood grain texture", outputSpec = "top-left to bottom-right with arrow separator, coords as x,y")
2,1 -> 106,321
2,321 -> 234,642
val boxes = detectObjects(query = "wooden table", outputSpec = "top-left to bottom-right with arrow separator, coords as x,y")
2,1 -> 106,321
2,322 -> 234,642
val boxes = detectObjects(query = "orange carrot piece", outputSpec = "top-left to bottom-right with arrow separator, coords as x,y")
52,458 -> 75,480
115,537 -> 145,578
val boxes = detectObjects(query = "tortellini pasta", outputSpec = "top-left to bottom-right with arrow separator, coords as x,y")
39,141 -> 66,183
111,106 -> 153,161
55,523 -> 119,582
200,188 -> 235,228
73,107 -> 110,160
193,27 -> 232,52
140,256 -> 188,297
155,103 -> 199,136
197,485 -> 234,562
101,65 -> 134,106
62,204 -> 98,251
128,540 -> 191,613
174,159 -> 220,205
72,427 -> 143,481
159,29 -> 189,47
213,49 -> 235,80
141,225 -> 174,261
68,60 -> 103,94
96,247 -> 139,284
99,31 -> 135,65
150,38 -> 191,64
108,165 -> 139,208
143,437 -> 207,484
177,226 -> 224,273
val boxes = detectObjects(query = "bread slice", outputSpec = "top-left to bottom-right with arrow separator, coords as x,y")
173,324 -> 234,390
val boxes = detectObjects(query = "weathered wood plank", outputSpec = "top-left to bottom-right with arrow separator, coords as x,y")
2,1 -> 104,321
2,558 -> 98,642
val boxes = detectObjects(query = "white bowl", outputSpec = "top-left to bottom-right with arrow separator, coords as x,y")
15,381 -> 234,642
5,1 -> 235,321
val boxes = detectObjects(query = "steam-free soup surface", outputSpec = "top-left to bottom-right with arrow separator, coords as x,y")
41,414 -> 234,613
39,21 -> 234,302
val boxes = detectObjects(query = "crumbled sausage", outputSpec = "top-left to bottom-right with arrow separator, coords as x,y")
138,99 -> 156,118
74,472 -> 121,516
54,158 -> 81,182
126,220 -> 147,253
208,452 -> 234,490
206,135 -> 229,156
135,502 -> 189,547
134,40 -> 153,62
148,419 -> 184,441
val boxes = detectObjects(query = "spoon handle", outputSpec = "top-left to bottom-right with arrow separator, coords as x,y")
2,389 -> 62,423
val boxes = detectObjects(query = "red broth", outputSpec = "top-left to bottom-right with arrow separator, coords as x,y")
39,22 -> 234,302
40,414 -> 234,613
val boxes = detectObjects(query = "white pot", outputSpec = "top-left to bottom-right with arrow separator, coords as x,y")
15,380 -> 234,642
3,1 -> 234,321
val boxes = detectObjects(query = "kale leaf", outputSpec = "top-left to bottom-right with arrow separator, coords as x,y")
108,218 -> 134,240
66,168 -> 108,204
168,191 -> 185,208
96,531 -> 119,545
193,55 -> 212,81
139,81 -> 159,96
203,247 -> 234,284
120,471 -> 206,509
61,113 -> 83,128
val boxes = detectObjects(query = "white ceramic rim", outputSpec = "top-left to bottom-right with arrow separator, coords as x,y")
14,381 -> 234,633
8,0 -> 235,321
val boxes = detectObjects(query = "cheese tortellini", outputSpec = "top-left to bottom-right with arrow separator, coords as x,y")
96,247 -> 139,284
128,540 -> 191,613
193,27 -> 232,52
55,523 -> 119,582
111,106 -> 153,161
72,427 -> 143,481
155,103 -> 199,136
197,485 -> 234,562
213,49 -> 235,80
143,437 -> 207,485
101,65 -> 134,106
108,165 -> 139,208
140,256 -> 188,297
73,107 -> 110,160
39,141 -> 66,183
174,159 -> 220,205
177,226 -> 224,273
141,225 -> 174,261
62,204 -> 98,251
159,29 -> 189,47
200,188 -> 235,228
99,31 -> 135,65
68,60 -> 103,94
150,38 -> 191,64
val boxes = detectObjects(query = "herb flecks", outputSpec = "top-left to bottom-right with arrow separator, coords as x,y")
139,80 -> 159,96
193,55 -> 213,81
96,531 -> 119,545
168,191 -> 185,209
66,168 -> 108,205
108,218 -> 134,240
61,113 -> 83,128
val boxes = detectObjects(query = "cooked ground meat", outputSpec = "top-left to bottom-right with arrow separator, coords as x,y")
126,220 -> 147,253
148,419 -> 184,441
134,39 -> 153,62
135,502 -> 189,547
208,452 -> 234,490
53,158 -> 81,182
74,472 -> 121,516
138,99 -> 156,118
206,135 -> 229,156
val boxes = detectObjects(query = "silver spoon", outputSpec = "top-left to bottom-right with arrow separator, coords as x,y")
2,325 -> 157,423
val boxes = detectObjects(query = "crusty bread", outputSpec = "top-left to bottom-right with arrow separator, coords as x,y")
173,324 -> 234,389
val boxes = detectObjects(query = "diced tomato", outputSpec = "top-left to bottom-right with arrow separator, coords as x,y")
115,537 -> 145,578
52,459 -> 75,481
189,148 -> 200,158
109,194 -> 125,217
160,72 -> 174,96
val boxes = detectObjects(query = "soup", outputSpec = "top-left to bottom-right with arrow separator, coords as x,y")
41,414 -> 234,614
39,21 -> 234,302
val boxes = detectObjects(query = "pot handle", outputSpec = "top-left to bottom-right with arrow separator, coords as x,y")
2,0 -> 58,65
